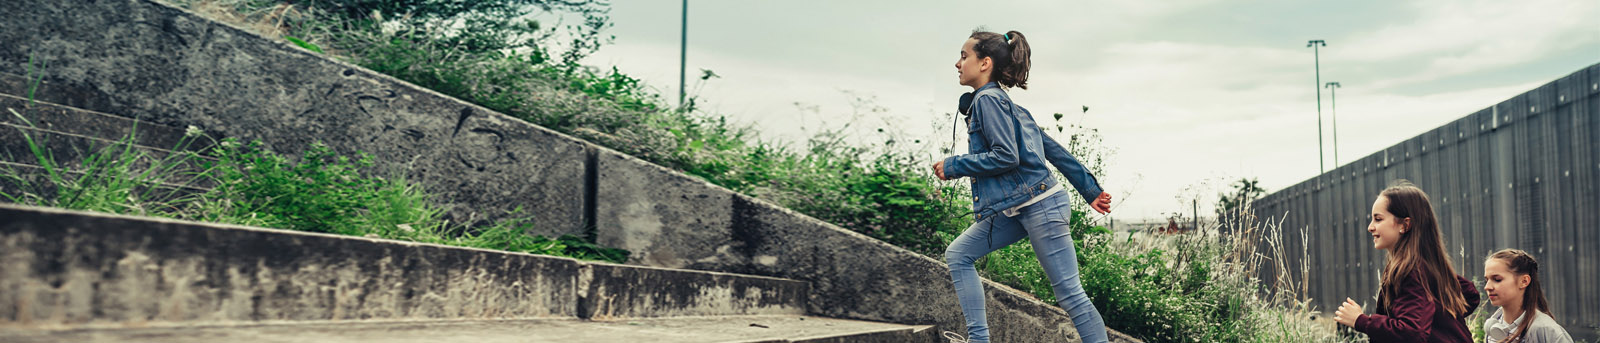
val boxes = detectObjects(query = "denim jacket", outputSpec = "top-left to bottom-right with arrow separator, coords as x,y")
943,82 -> 1103,220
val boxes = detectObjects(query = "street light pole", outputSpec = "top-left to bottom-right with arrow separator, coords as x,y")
678,0 -> 688,111
1307,39 -> 1327,173
1326,81 -> 1341,166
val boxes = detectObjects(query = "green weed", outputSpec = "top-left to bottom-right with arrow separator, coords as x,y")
1,121 -> 626,263
157,1 -> 1353,341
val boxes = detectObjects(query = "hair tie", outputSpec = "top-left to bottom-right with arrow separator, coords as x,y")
1003,33 -> 1011,41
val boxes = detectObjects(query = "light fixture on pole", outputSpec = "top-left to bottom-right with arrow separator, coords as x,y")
1307,39 -> 1327,173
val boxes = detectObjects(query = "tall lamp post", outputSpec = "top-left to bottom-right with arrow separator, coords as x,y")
1325,81 -> 1341,166
1307,39 -> 1327,173
678,0 -> 688,111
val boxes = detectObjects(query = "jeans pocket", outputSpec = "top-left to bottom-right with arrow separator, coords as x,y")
1048,199 -> 1073,225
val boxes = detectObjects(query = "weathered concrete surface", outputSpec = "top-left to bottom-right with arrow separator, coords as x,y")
0,204 -> 833,329
0,204 -> 580,326
0,92 -> 204,154
0,161 -> 212,209
0,0 -> 1140,340
0,96 -> 216,190
594,150 -> 1141,342
0,121 -> 185,174
786,325 -> 939,343
0,72 -> 122,118
594,151 -> 746,270
580,263 -> 807,320
0,315 -> 926,343
0,0 -> 590,236
731,196 -> 1143,342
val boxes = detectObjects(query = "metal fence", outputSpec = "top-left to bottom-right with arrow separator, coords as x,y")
1252,63 -> 1599,341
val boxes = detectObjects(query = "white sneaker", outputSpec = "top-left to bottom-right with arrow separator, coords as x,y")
942,331 -> 969,343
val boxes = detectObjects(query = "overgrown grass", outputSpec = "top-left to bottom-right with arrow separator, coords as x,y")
149,1 -> 1360,341
1058,205 -> 1355,343
1,110 -> 627,262
174,0 -> 976,257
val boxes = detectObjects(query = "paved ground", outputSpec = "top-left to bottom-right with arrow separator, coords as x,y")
0,315 -> 922,343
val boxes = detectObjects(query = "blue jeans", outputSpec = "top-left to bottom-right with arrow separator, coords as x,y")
944,192 -> 1107,343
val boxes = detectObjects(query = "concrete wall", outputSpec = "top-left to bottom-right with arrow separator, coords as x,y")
0,1 -> 1139,341
0,0 -> 589,236
580,263 -> 807,320
594,150 -> 1140,343
0,204 -> 578,326
0,204 -> 810,327
1255,63 -> 1600,341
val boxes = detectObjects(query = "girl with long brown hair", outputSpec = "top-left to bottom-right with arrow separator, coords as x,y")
1483,249 -> 1573,343
1332,181 -> 1480,342
935,29 -> 1113,343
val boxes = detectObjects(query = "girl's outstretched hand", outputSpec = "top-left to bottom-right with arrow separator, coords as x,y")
931,159 -> 948,180
1091,192 -> 1112,214
1333,298 -> 1362,327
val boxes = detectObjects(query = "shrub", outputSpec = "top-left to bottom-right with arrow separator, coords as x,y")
153,1 -> 1357,341
1,119 -> 627,263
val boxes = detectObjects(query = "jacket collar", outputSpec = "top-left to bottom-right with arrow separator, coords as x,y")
976,82 -> 1003,95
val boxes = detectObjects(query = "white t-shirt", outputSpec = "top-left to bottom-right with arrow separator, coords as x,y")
1003,183 -> 1064,217
1486,308 -> 1575,343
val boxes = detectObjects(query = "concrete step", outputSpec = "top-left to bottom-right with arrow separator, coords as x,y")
0,71 -> 120,118
0,204 -> 813,329
0,0 -> 1130,340
0,315 -> 937,343
1,92 -> 210,154
0,92 -> 216,198
0,121 -> 214,192
0,161 -> 209,208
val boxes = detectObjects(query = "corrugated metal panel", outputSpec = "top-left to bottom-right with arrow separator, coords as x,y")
1255,64 -> 1599,341
1569,68 -> 1597,332
1583,75 -> 1599,336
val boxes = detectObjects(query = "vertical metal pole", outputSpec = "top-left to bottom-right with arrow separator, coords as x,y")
1327,82 -> 1341,166
1308,40 -> 1327,173
678,0 -> 687,111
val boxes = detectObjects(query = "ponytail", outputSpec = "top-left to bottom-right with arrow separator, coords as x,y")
968,29 -> 1032,89
1489,249 -> 1552,343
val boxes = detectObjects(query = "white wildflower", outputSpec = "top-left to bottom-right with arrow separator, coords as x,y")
185,125 -> 203,138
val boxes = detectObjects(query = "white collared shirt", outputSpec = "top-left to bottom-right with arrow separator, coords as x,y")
1003,183 -> 1064,217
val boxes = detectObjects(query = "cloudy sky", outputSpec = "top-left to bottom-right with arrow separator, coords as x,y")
576,0 -> 1599,222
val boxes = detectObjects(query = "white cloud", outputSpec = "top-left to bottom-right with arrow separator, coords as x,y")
1335,0 -> 1600,88
580,0 -> 1596,222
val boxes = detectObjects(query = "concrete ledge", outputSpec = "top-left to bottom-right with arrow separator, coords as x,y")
594,149 -> 744,271
0,93 -> 203,154
0,0 -> 589,235
592,146 -> 1140,342
0,204 -> 580,327
0,161 -> 211,208
0,119 -> 213,191
732,195 -> 1115,342
0,315 -> 926,343
0,72 -> 121,117
0,204 -> 824,329
0,0 -> 1141,341
580,263 -> 808,319
788,325 -> 938,343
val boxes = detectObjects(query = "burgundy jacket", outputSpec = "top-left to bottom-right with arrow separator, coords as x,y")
1354,270 -> 1481,343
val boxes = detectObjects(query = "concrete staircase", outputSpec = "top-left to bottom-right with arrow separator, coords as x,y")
0,204 -> 935,343
0,0 -> 1142,341
0,78 -> 935,342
